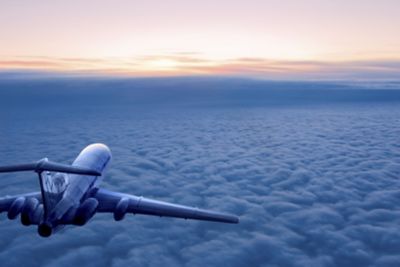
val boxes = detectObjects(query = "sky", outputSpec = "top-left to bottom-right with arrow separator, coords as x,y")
1,0 -> 400,79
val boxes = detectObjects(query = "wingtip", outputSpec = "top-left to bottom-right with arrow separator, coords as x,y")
231,216 -> 240,224
223,214 -> 240,224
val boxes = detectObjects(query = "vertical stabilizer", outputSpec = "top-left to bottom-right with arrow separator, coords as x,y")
37,160 -> 69,218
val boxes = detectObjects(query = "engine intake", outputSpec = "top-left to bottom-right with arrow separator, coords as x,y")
73,198 -> 99,226
8,197 -> 26,220
38,222 -> 52,237
114,198 -> 129,221
21,197 -> 39,226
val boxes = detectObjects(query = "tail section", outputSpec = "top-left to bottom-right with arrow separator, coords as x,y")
0,158 -> 102,218
0,158 -> 101,176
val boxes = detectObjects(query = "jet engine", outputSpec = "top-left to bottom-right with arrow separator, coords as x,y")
20,197 -> 39,226
73,198 -> 99,226
38,222 -> 52,237
113,198 -> 129,221
8,197 -> 26,220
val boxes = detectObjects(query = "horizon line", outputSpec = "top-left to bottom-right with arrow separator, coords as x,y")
0,55 -> 400,81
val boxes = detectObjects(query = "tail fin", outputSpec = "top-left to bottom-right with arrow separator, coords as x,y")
0,158 -> 101,176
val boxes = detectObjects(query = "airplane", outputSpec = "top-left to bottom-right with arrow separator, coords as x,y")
0,143 -> 239,237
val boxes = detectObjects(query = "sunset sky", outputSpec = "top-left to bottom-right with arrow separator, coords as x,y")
1,0 -> 400,79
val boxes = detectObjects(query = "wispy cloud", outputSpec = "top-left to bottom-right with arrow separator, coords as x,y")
0,55 -> 399,80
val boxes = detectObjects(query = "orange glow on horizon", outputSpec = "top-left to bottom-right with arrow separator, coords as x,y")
0,55 -> 399,80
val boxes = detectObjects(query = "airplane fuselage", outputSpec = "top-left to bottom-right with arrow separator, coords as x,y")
38,144 -> 111,236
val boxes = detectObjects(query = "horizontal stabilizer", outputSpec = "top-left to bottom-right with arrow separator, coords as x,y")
0,158 -> 101,176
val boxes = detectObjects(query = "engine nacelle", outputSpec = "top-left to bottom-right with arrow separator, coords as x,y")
32,204 -> 44,225
73,198 -> 99,226
21,197 -> 39,226
113,198 -> 129,221
8,197 -> 26,220
61,206 -> 78,224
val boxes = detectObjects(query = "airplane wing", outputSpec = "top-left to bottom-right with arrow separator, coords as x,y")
0,192 -> 42,213
94,188 -> 239,224
0,192 -> 44,226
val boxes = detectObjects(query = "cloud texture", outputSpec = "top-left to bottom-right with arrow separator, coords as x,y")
0,78 -> 400,267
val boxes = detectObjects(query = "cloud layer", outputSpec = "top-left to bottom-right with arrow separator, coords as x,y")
0,78 -> 400,267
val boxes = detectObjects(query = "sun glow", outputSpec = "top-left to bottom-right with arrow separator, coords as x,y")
144,59 -> 180,70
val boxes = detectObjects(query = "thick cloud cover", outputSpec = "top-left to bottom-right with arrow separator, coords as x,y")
0,77 -> 400,267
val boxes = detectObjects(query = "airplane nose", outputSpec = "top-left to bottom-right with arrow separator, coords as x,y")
38,222 -> 52,237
